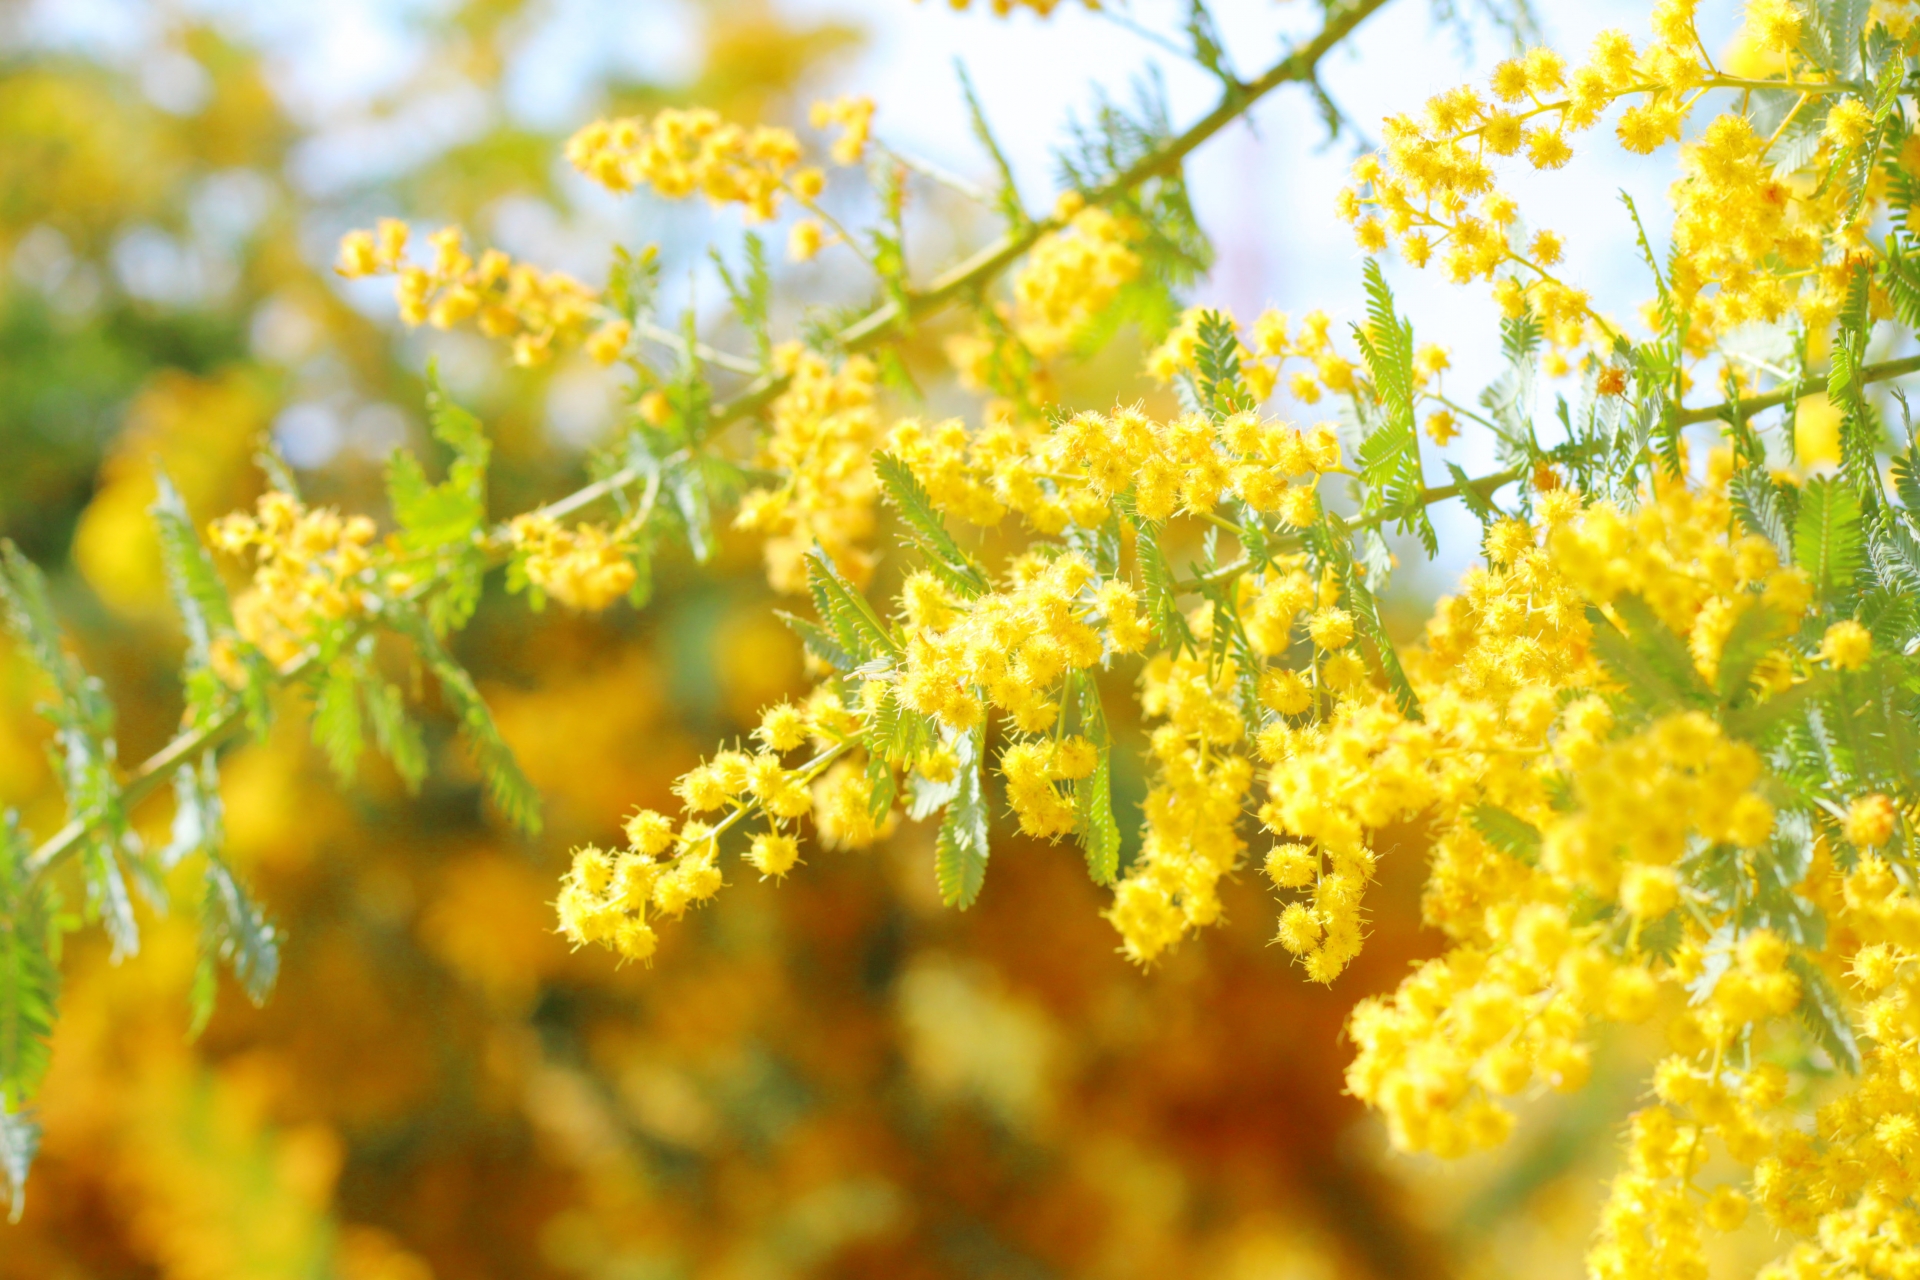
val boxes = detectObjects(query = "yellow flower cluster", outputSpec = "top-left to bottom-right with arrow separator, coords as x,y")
944,0 -> 1092,14
1732,889 -> 1920,1279
1846,792 -> 1899,848
583,396 -> 1367,965
1148,306 -> 1375,408
1347,905 -> 1617,1156
1542,711 -> 1775,901
1105,648 -> 1254,964
1002,736 -> 1096,838
734,344 -> 884,594
1821,618 -> 1876,671
1264,459 -> 1825,1170
586,414 -> 1904,1249
1587,1052 -> 1773,1280
1580,908 -> 1918,1280
1248,508 -> 1585,981
890,403 -> 1343,544
506,513 -> 638,612
811,752 -> 898,850
1009,203 -> 1142,360
208,491 -> 377,668
1305,466 -> 1914,1280
895,552 -> 1119,734
1145,305 -> 1468,431
469,6 -> 1920,1277
809,95 -> 875,167
1666,111 -> 1860,338
1337,32 -> 1644,352
1548,449 -> 1811,672
1872,0 -> 1920,38
943,203 -> 1144,409
1342,2 -> 1881,360
564,109 -> 811,223
557,698 -> 858,963
334,221 -> 622,368
1261,699 -> 1428,982
556,838 -> 674,964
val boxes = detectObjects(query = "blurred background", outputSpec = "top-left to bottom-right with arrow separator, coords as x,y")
0,0 -> 1755,1276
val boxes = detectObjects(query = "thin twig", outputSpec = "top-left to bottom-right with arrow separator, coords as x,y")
875,142 -> 993,205
635,320 -> 760,377
26,673 -> 285,877
1704,73 -> 1859,96
1092,7 -> 1203,66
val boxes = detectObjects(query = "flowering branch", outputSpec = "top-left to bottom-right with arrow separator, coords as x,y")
20,0 -> 1394,885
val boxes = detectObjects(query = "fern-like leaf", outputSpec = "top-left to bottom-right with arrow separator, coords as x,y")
1352,260 -> 1434,554
1794,476 -> 1865,605
1586,599 -> 1712,714
1891,439 -> 1920,516
1790,951 -> 1862,1073
713,233 -> 772,367
151,472 -> 235,663
312,659 -> 365,782
396,610 -> 542,835
364,679 -> 427,793
806,546 -> 901,665
0,816 -> 57,1111
957,60 -> 1027,229
1469,804 -> 1541,864
934,727 -> 990,909
200,855 -> 280,1011
1073,678 -> 1121,885
874,453 -> 990,597
0,542 -> 111,739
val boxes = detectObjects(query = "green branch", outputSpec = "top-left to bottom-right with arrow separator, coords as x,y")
1673,353 -> 1920,426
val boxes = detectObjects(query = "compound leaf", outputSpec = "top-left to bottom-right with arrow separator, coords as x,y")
1795,475 -> 1864,605
874,453 -> 989,597
935,728 -> 990,909
397,611 -> 542,835
1790,951 -> 1861,1074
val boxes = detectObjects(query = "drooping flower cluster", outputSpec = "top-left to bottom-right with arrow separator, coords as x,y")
733,344 -> 886,593
889,401 -> 1346,540
942,201 -> 1146,413
1347,904 -> 1613,1156
1106,647 -> 1257,964
895,553 -> 1119,734
556,696 -> 860,964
